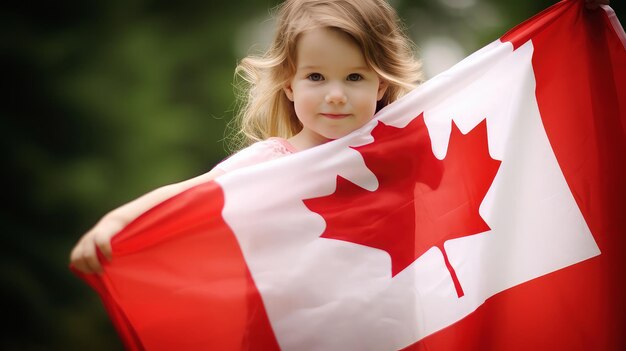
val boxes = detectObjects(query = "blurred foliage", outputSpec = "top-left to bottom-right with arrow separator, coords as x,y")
1,0 -> 622,349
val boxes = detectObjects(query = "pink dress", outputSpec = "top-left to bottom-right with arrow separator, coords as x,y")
214,137 -> 297,174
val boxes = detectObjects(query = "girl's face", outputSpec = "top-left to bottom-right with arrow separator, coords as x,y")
284,27 -> 388,147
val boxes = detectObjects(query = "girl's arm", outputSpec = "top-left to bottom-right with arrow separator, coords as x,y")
69,168 -> 225,274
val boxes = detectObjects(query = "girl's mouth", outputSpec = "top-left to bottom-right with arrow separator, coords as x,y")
321,113 -> 350,119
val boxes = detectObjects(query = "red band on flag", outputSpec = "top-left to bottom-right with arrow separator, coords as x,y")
73,181 -> 280,350
403,1 -> 626,350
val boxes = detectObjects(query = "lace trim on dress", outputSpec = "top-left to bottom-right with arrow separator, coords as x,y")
267,137 -> 297,155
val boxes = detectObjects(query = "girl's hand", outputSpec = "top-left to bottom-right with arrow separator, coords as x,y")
585,0 -> 610,10
70,213 -> 127,273
69,167 -> 225,274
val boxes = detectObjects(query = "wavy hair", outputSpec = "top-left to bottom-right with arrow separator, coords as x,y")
229,0 -> 422,151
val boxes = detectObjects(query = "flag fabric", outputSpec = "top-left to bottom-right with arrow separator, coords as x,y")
73,1 -> 626,350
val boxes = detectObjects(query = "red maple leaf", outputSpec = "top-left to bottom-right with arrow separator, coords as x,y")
303,114 -> 501,297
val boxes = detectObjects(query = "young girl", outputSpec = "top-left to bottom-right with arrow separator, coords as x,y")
69,0 -> 610,273
70,0 -> 422,274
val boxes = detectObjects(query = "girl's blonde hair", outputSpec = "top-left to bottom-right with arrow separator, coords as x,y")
230,0 -> 422,151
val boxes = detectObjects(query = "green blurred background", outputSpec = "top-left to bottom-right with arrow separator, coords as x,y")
2,0 -> 622,349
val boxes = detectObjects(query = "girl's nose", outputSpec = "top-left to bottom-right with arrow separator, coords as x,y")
325,85 -> 347,104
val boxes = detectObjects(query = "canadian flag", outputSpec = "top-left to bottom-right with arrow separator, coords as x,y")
74,1 -> 626,350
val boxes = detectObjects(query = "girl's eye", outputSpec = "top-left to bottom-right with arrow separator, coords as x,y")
347,73 -> 363,81
307,73 -> 324,81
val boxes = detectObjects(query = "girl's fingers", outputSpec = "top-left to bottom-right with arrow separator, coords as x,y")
96,235 -> 113,261
70,235 -> 102,273
69,243 -> 87,272
70,223 -> 117,273
82,238 -> 103,273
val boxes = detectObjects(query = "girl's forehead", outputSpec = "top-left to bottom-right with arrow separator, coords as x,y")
294,27 -> 366,65
296,26 -> 357,46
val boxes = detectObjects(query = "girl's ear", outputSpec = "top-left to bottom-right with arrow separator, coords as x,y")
377,79 -> 389,101
283,83 -> 295,101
